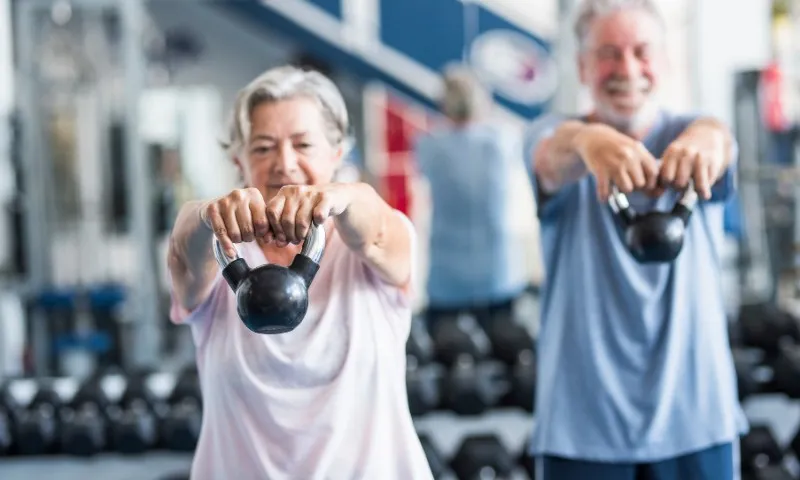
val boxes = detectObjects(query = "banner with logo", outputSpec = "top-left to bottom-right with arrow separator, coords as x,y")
379,0 -> 556,119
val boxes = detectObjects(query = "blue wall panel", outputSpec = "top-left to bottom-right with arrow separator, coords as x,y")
306,0 -> 342,19
380,0 -> 554,118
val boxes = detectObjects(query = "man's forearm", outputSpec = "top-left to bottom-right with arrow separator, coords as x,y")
167,200 -> 218,310
532,120 -> 589,193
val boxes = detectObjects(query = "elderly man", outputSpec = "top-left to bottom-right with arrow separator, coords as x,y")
524,0 -> 747,479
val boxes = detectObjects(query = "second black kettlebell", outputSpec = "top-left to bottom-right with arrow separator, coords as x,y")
214,224 -> 326,334
608,184 -> 698,263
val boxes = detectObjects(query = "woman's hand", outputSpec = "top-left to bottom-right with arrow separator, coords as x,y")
200,187 -> 269,258
265,184 -> 354,247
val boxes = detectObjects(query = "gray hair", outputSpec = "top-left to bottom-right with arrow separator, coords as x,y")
573,0 -> 666,50
221,65 -> 352,157
438,64 -> 492,122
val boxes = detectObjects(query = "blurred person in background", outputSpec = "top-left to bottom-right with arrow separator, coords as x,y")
523,0 -> 745,479
166,65 -> 432,480
413,64 -> 528,330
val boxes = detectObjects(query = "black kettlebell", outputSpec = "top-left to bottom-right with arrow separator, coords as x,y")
214,223 -> 326,334
608,183 -> 698,263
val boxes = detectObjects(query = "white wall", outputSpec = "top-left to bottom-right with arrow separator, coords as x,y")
693,0 -> 771,125
147,2 -> 299,110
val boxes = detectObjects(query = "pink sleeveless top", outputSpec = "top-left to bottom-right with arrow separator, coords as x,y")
169,212 -> 432,480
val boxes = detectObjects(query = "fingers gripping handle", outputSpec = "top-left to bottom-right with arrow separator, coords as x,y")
212,223 -> 326,291
213,239 -> 249,290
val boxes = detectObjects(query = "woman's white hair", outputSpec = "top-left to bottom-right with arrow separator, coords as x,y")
573,0 -> 666,50
438,63 -> 492,122
221,65 -> 352,158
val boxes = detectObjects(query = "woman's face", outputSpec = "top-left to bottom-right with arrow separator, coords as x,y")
236,96 -> 343,200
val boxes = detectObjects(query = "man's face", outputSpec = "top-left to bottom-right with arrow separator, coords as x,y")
578,8 -> 667,132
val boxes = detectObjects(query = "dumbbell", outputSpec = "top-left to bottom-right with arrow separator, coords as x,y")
60,373 -> 124,456
482,312 -> 535,367
2,378 -> 66,455
407,316 -> 435,365
518,436 -> 536,480
429,312 -> 492,367
742,465 -> 794,480
740,425 -> 784,475
500,349 -> 536,412
161,366 -> 202,451
450,434 -> 516,480
738,303 -> 800,357
733,348 -> 772,400
406,355 -> 442,417
768,343 -> 800,398
418,433 -> 446,479
0,404 -> 12,455
113,369 -> 171,454
440,356 -> 507,416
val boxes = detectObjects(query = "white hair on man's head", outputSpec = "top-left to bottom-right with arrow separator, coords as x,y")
221,65 -> 352,158
573,0 -> 667,50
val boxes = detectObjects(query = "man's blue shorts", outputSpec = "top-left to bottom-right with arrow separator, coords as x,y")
538,443 -> 735,480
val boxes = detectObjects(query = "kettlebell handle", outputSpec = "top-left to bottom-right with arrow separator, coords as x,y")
213,223 -> 327,291
213,223 -> 327,269
608,181 -> 698,225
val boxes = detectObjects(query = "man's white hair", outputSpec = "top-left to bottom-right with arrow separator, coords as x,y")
573,0 -> 667,50
221,65 -> 352,158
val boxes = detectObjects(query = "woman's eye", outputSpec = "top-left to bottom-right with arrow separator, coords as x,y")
296,143 -> 312,150
252,146 -> 272,154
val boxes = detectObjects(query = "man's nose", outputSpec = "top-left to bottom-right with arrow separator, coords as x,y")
617,50 -> 642,78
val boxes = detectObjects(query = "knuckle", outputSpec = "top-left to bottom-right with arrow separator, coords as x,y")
296,219 -> 310,232
265,204 -> 280,219
204,202 -> 219,218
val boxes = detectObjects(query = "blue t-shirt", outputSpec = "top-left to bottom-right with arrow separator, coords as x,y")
415,122 -> 528,307
524,110 -> 749,462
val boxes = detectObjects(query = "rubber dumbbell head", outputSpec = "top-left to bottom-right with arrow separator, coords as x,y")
450,434 -> 515,480
741,425 -> 783,473
406,355 -> 442,417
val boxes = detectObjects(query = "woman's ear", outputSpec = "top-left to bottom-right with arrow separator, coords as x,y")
232,155 -> 246,183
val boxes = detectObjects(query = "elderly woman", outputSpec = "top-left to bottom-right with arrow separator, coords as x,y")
414,65 -> 528,329
166,65 -> 432,480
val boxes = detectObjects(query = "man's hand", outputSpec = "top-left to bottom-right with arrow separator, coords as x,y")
573,123 -> 660,200
264,184 -> 353,247
659,119 -> 732,200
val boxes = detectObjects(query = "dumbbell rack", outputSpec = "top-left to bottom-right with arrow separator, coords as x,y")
733,302 -> 800,480
407,290 -> 541,480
